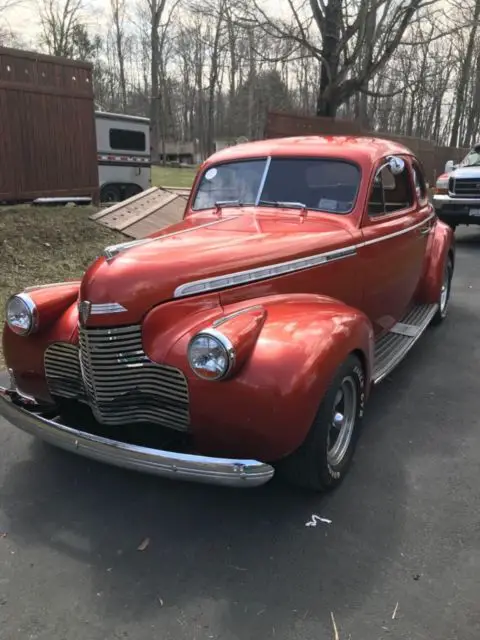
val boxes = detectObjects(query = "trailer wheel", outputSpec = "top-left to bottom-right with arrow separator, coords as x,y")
100,184 -> 122,203
124,185 -> 142,199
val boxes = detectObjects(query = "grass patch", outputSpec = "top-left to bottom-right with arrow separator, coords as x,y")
0,205 -> 125,368
151,165 -> 196,189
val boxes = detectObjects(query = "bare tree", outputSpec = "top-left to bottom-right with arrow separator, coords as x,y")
449,0 -> 480,146
38,0 -> 84,57
110,0 -> 127,112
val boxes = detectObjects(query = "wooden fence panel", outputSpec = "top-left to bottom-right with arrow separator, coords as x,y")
0,47 -> 98,202
264,111 -> 469,185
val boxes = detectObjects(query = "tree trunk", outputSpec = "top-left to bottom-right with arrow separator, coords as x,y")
315,0 -> 342,117
449,0 -> 480,147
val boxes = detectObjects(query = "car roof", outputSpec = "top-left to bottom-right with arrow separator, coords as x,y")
207,136 -> 414,166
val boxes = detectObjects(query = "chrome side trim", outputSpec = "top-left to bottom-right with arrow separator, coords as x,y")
174,245 -> 357,298
212,305 -> 264,328
0,388 -> 274,488
361,212 -> 436,247
174,214 -> 436,299
90,302 -> 127,314
103,216 -> 240,260
24,281 -> 81,293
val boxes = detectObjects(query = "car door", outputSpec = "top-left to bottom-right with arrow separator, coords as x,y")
357,156 -> 433,336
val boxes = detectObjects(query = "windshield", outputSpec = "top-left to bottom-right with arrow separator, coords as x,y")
460,148 -> 480,167
192,157 -> 361,214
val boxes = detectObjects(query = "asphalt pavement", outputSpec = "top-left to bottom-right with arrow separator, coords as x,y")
1,228 -> 480,640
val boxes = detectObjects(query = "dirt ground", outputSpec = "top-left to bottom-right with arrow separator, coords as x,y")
0,205 -> 124,367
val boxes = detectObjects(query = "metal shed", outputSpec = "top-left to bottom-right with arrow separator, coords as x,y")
0,46 -> 98,202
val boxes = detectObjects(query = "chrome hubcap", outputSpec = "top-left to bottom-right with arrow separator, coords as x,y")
440,266 -> 450,314
327,376 -> 358,467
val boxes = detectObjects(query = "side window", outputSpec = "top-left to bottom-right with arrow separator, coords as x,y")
412,161 -> 428,203
109,128 -> 146,152
368,160 -> 414,216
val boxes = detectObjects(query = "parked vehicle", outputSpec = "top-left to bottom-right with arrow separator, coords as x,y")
433,143 -> 480,230
0,137 -> 454,491
95,111 -> 151,203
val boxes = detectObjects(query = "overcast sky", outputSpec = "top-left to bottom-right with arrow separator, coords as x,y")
2,0 -> 108,46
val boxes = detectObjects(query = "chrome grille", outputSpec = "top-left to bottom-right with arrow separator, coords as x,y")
44,325 -> 190,431
450,178 -> 480,197
45,343 -> 84,398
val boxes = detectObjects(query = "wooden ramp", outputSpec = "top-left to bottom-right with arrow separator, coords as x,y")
91,187 -> 189,238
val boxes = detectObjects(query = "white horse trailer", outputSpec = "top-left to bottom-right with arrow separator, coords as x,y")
95,111 -> 151,203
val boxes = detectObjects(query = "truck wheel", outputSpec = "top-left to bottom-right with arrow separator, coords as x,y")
278,354 -> 365,491
100,184 -> 122,203
431,256 -> 453,325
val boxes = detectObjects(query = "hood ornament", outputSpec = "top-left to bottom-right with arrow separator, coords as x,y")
78,300 -> 92,326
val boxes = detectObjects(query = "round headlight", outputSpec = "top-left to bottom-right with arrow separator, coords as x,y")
6,293 -> 38,335
188,329 -> 235,380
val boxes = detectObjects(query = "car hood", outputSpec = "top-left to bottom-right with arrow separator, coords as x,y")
80,209 -> 356,326
452,166 -> 480,178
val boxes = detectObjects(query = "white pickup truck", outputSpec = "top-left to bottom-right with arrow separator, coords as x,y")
433,143 -> 480,231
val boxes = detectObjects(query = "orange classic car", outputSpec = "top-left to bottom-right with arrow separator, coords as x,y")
0,137 -> 454,491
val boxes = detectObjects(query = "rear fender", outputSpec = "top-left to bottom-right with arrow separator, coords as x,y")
415,218 -> 454,304
152,293 -> 374,461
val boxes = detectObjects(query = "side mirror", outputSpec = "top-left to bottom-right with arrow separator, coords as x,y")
445,160 -> 455,173
387,155 -> 405,175
375,155 -> 405,183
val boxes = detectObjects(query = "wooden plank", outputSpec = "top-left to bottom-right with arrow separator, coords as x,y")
124,198 -> 186,238
101,194 -> 178,231
90,186 -> 158,220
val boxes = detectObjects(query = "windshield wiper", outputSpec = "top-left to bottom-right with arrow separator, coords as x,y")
258,199 -> 307,210
215,200 -> 241,208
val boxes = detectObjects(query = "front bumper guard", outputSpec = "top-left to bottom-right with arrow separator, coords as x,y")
0,386 -> 275,488
433,194 -> 480,210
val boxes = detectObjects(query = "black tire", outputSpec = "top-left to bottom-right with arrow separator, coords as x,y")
100,184 -> 122,203
124,184 -> 142,200
278,354 -> 366,492
431,256 -> 453,326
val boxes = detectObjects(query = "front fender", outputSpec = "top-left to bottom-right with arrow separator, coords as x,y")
147,294 -> 374,462
416,218 -> 454,304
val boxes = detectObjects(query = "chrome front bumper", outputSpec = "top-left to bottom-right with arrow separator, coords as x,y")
433,194 -> 480,210
0,387 -> 274,488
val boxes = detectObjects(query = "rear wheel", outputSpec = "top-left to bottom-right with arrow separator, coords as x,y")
278,354 -> 365,491
431,256 -> 453,325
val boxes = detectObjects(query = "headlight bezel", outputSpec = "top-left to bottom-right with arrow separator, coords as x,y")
5,292 -> 39,336
187,328 -> 236,381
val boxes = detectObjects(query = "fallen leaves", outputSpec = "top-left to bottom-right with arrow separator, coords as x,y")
330,612 -> 340,640
137,537 -> 150,552
392,602 -> 399,620
305,514 -> 332,527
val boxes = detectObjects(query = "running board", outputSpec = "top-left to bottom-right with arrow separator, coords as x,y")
372,304 -> 438,384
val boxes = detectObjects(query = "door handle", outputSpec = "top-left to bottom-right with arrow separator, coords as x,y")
419,226 -> 431,236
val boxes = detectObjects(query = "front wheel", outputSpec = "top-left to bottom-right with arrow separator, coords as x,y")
278,354 -> 365,491
431,256 -> 453,325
